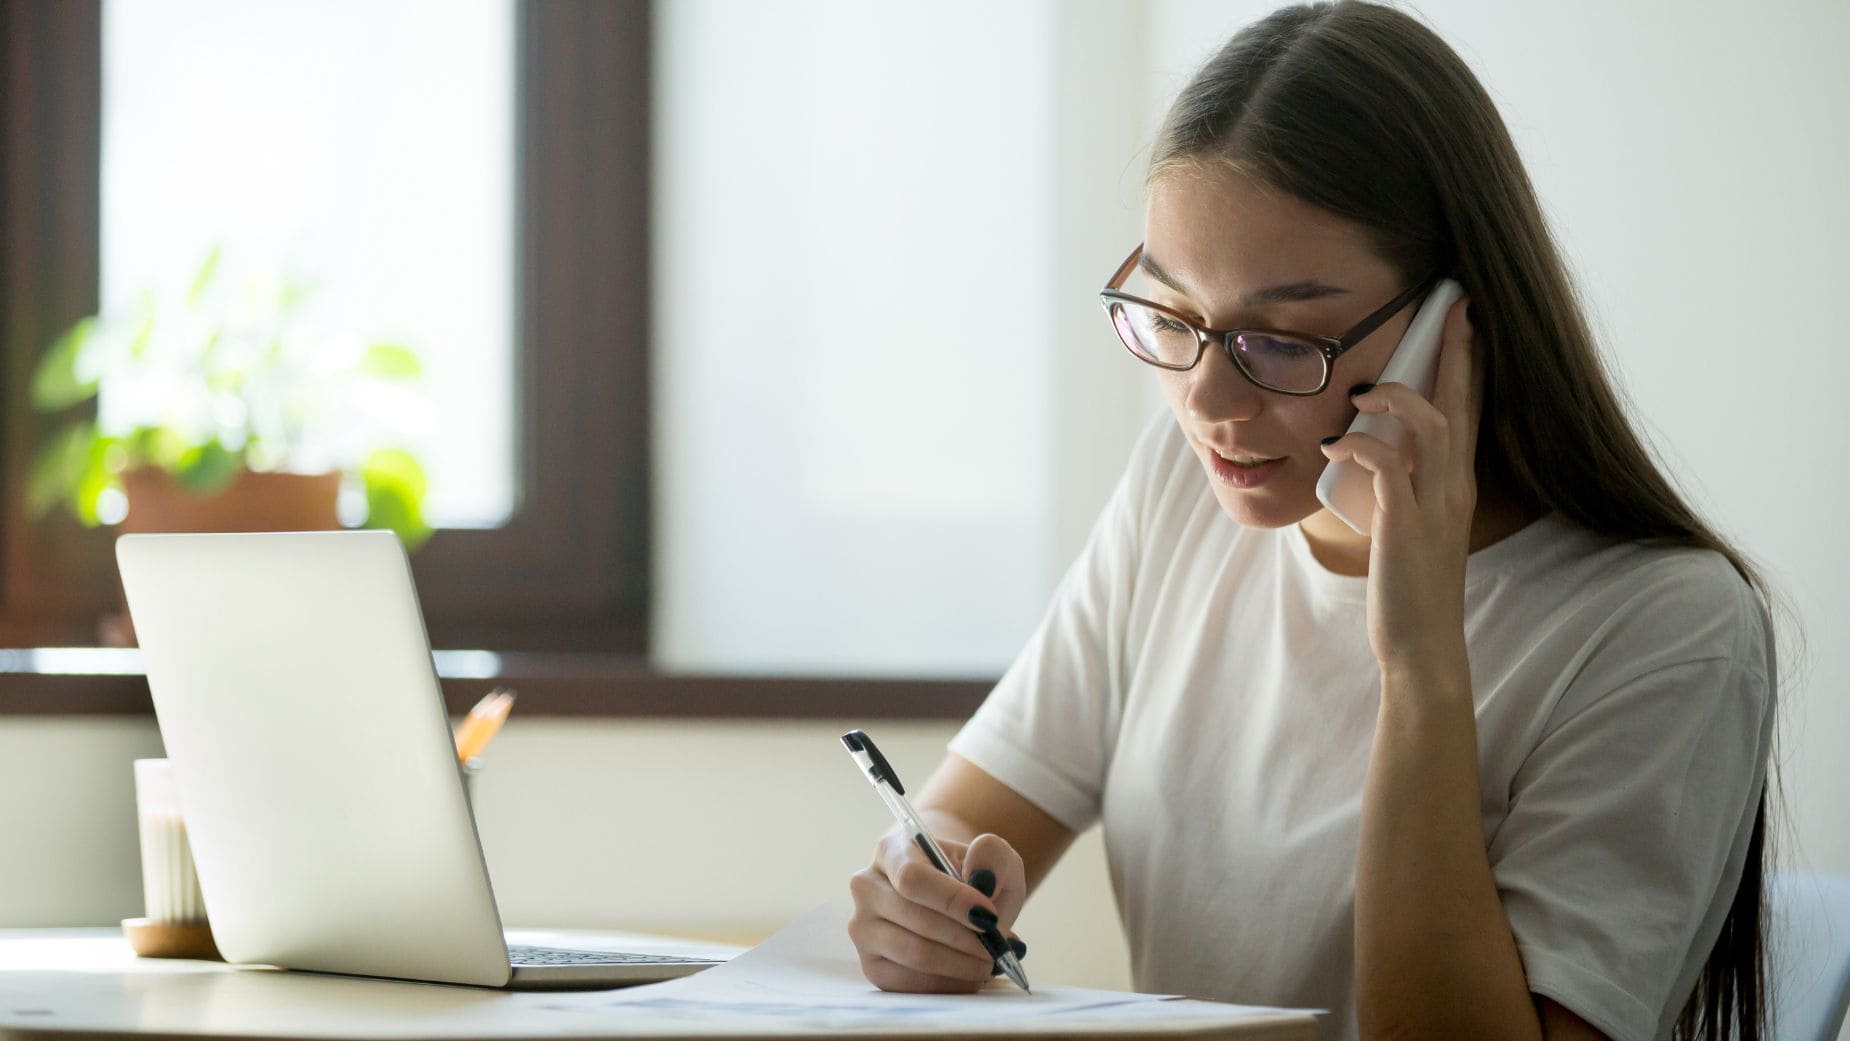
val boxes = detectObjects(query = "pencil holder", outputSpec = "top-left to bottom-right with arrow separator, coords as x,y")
122,758 -> 221,960
462,758 -> 482,818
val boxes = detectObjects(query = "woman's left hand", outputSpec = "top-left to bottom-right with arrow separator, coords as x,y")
1319,297 -> 1481,683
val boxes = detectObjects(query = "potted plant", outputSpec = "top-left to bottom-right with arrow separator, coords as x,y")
26,247 -> 435,552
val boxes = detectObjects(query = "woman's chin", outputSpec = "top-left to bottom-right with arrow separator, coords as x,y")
1207,483 -> 1319,530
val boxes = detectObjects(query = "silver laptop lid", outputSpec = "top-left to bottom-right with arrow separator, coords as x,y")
118,530 -> 512,987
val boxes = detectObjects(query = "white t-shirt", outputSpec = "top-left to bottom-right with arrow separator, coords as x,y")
948,412 -> 1773,1041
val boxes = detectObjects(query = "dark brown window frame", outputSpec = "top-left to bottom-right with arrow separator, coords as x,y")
0,0 -> 990,720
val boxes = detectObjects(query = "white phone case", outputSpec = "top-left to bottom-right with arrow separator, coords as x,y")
1314,278 -> 1466,535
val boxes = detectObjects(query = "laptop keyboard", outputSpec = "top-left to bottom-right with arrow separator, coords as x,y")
507,944 -> 708,967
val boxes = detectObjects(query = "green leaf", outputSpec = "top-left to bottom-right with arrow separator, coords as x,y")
30,318 -> 99,411
175,439 -> 242,496
187,246 -> 223,307
25,421 -> 96,518
123,427 -> 163,468
143,427 -> 197,471
359,343 -> 422,380
72,435 -> 120,526
25,422 -> 119,526
360,447 -> 433,551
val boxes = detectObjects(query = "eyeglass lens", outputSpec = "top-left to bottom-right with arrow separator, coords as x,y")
1110,300 -> 1326,392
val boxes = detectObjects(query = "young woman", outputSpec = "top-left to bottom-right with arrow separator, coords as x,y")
844,3 -> 1777,1040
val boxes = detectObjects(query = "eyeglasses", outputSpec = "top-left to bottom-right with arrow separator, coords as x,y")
1099,244 -> 1437,396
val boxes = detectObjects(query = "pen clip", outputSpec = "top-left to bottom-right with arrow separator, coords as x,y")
840,729 -> 906,796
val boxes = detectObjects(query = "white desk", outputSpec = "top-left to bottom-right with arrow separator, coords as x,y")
0,928 -> 1318,1040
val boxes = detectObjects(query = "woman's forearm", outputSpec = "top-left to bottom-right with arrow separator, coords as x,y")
1354,662 -> 1541,1041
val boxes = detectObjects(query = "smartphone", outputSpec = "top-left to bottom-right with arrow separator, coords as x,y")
1314,278 -> 1466,535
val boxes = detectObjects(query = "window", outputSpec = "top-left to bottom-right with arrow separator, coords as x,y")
101,0 -> 518,531
0,0 -> 651,652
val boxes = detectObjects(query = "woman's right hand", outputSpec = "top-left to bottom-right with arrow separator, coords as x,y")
847,829 -> 1027,993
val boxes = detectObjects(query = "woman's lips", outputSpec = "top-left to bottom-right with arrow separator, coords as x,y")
1206,447 -> 1286,489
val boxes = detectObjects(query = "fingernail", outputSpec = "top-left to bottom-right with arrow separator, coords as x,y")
968,906 -> 999,930
1348,382 -> 1374,397
1319,435 -> 1341,446
1009,937 -> 1027,960
967,868 -> 996,898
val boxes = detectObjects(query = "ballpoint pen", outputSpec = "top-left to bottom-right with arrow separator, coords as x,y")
840,728 -> 1031,993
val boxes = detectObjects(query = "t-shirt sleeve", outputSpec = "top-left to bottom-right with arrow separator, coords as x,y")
1488,557 -> 1775,1041
946,411 -> 1173,833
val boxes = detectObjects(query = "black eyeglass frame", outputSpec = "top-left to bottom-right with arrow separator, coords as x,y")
1099,243 -> 1439,396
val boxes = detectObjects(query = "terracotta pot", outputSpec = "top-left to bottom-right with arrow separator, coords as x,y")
101,469 -> 344,645
119,468 -> 342,534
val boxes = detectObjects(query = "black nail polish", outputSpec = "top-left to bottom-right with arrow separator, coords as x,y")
1320,435 -> 1340,446
967,868 -> 996,898
968,906 -> 998,930
1009,937 -> 1027,960
1348,382 -> 1374,397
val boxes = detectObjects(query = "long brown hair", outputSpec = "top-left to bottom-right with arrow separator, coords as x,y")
1149,3 -> 1778,1038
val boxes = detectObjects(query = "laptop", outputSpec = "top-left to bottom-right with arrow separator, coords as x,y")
116,529 -> 724,989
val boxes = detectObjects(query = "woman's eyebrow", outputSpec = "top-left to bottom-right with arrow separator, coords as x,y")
1240,280 -> 1351,307
1138,253 -> 1351,308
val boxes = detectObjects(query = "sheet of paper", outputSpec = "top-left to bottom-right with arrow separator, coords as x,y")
548,904 -> 1316,1034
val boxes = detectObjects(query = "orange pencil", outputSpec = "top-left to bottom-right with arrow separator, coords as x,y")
453,691 -> 495,758
454,689 -> 516,762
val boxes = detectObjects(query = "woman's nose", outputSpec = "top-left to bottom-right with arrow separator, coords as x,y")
1184,344 -> 1264,423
